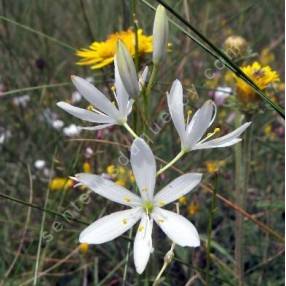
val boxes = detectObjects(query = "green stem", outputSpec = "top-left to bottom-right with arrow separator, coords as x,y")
144,64 -> 158,122
122,228 -> 133,286
132,0 -> 139,72
156,149 -> 186,176
123,122 -> 139,139
206,174 -> 217,285
234,112 -> 253,286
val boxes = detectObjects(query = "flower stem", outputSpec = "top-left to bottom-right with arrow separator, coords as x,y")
234,112 -> 253,286
123,122 -> 139,139
122,228 -> 133,286
206,173 -> 217,285
132,0 -> 139,72
144,64 -> 158,122
153,203 -> 179,286
156,149 -> 186,176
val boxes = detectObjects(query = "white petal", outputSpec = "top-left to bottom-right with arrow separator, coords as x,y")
134,213 -> 153,274
75,173 -> 142,207
116,41 -> 139,97
185,100 -> 216,149
193,122 -> 251,150
154,173 -> 202,206
79,208 -> 142,244
71,76 -> 120,120
79,123 -> 114,131
114,59 -> 129,117
57,102 -> 114,123
152,208 -> 200,247
167,80 -> 186,145
130,138 -> 156,201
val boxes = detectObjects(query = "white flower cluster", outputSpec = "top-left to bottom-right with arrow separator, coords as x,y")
56,5 -> 251,274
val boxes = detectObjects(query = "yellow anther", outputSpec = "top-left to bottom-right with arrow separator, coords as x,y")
203,127 -> 221,143
123,196 -> 131,203
122,218 -> 128,225
87,105 -> 94,111
111,85 -> 116,92
158,200 -> 166,207
158,219 -> 164,224
187,110 -> 193,116
138,225 -> 144,232
142,188 -> 148,192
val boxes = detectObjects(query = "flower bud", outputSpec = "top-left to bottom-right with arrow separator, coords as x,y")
152,5 -> 169,65
116,40 -> 139,97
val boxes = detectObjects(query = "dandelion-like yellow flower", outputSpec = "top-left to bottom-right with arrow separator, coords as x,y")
235,61 -> 280,104
76,29 -> 153,69
49,177 -> 73,191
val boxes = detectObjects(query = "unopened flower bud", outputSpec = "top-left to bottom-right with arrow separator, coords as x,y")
152,5 -> 169,65
116,40 -> 139,97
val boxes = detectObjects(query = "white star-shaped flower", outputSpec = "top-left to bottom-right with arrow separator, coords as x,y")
167,79 -> 251,151
57,58 -> 147,131
75,138 -> 202,274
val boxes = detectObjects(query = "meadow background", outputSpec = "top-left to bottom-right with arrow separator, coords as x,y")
0,0 -> 284,285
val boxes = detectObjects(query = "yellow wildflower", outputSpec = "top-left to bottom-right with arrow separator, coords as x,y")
188,201 -> 199,216
49,177 -> 73,191
79,243 -> 89,253
205,160 -> 225,174
178,196 -> 188,205
76,29 -> 152,69
83,162 -> 91,173
235,61 -> 280,104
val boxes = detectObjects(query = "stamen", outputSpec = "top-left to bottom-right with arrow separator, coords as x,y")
87,105 -> 95,112
138,225 -> 144,232
122,218 -> 128,225
123,196 -> 131,203
199,127 -> 220,143
186,109 -> 192,124
158,200 -> 166,207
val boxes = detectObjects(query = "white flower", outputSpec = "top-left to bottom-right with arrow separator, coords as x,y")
167,80 -> 251,152
52,119 -> 64,130
34,160 -> 46,170
12,95 -> 30,107
63,124 -> 81,137
57,58 -> 137,131
76,138 -> 202,274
